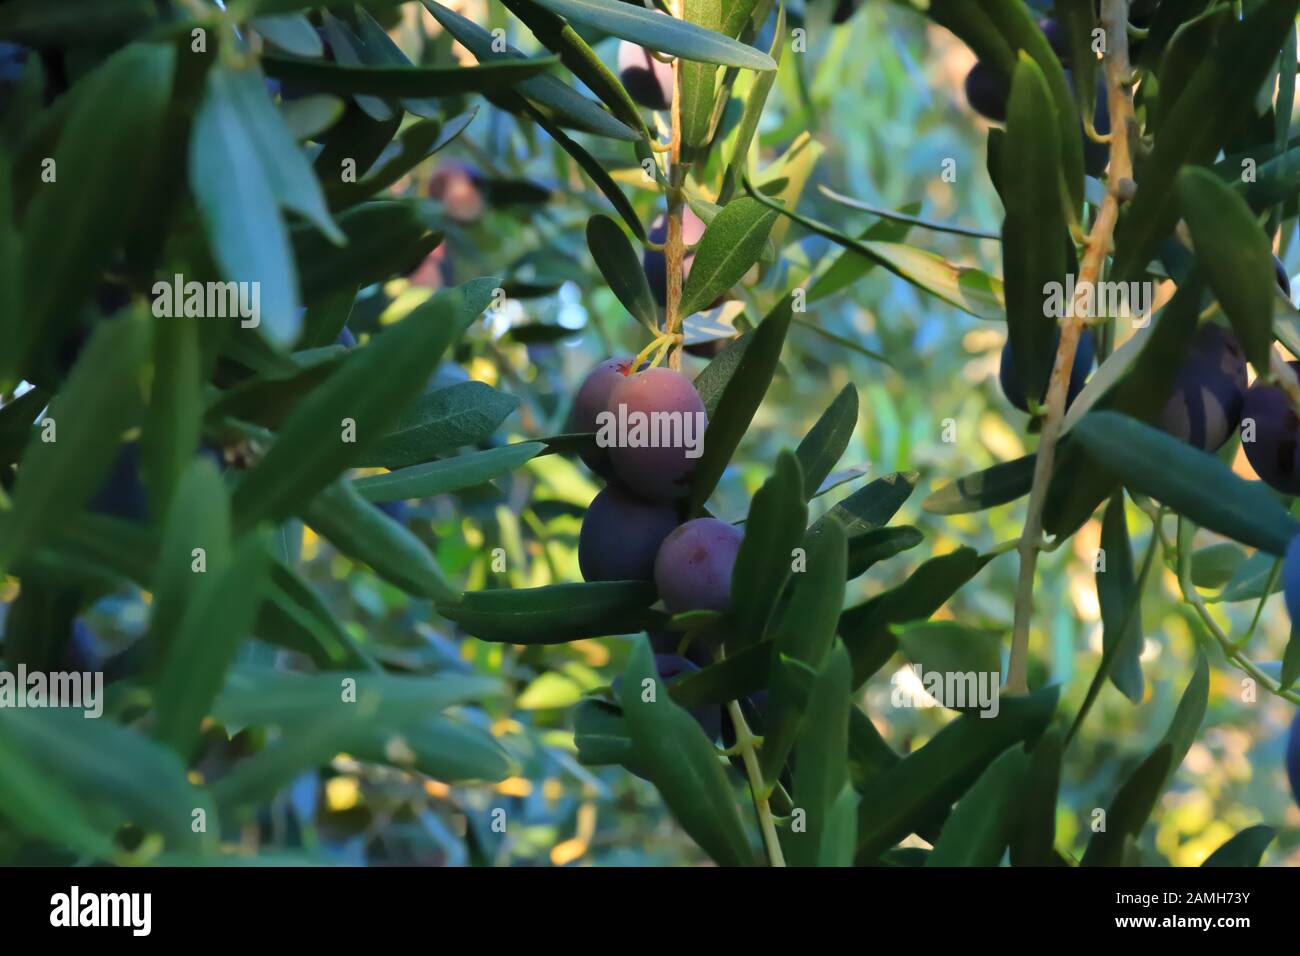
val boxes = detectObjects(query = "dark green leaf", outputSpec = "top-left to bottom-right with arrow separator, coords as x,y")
854,687 -> 1059,862
762,516 -> 847,786
1071,411 -> 1299,555
1001,53 -> 1067,405
231,286 -> 480,528
530,0 -> 776,71
302,478 -> 459,602
923,455 -> 1035,515
619,637 -> 753,866
437,582 -> 663,643
153,534 -> 270,758
354,442 -> 544,501
587,214 -> 660,330
0,313 -> 151,577
1097,492 -> 1144,703
1178,166 -> 1276,370
359,382 -> 521,469
729,451 -> 807,648
688,295 -> 793,511
784,643 -> 854,866
926,745 -> 1029,866
1202,825 -> 1276,867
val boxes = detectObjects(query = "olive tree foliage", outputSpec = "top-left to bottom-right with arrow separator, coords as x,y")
0,0 -> 1296,867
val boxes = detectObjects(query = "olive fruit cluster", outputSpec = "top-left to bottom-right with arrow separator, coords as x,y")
570,358 -> 742,615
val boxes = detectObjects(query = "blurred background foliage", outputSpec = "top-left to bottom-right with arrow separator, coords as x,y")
3,0 -> 1296,867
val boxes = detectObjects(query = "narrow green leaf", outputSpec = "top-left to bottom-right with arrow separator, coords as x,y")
350,717 -> 516,783
354,442 -> 544,502
1202,825 -> 1276,867
153,533 -> 270,758
1071,411 -> 1300,555
619,637 -> 753,866
894,621 -> 1003,702
587,214 -> 660,330
853,687 -> 1059,862
689,295 -> 793,511
358,381 -> 521,469
421,1 -> 636,140
1097,492 -> 1144,703
1178,166 -> 1276,371
1010,730 -> 1064,866
679,198 -> 776,318
1080,744 -> 1173,867
302,478 -> 459,602
190,66 -> 302,346
266,45 -> 560,100
784,643 -> 854,866
762,517 -> 847,786
530,0 -> 776,71
20,42 -> 172,358
840,547 -> 997,688
437,582 -> 664,643
0,707 -> 212,855
0,313 -> 151,576
923,455 -> 1035,515
1001,53 -> 1067,405
926,745 -> 1029,866
231,286 -> 478,528
146,459 -> 232,677
795,386 -> 858,503
729,451 -> 807,648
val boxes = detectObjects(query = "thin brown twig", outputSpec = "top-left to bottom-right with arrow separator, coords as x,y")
1007,0 -> 1136,693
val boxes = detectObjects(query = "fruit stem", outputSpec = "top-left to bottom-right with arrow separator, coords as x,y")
725,699 -> 786,867
1142,502 -> 1300,705
663,0 -> 688,372
1007,0 -> 1136,695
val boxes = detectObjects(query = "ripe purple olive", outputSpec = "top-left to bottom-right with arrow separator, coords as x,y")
617,41 -> 673,111
579,485 -> 680,583
429,161 -> 484,224
1287,709 -> 1300,808
375,499 -> 410,523
1159,323 -> 1248,452
649,630 -> 713,667
89,443 -> 149,522
605,366 -> 707,501
643,207 -> 708,307
654,517 -> 743,613
569,356 -> 640,477
60,620 -> 104,674
1241,361 -> 1300,494
999,331 -> 1095,413
964,60 -> 1008,121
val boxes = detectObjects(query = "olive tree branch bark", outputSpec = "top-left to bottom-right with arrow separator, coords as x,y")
725,699 -> 786,867
1007,0 -> 1136,694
